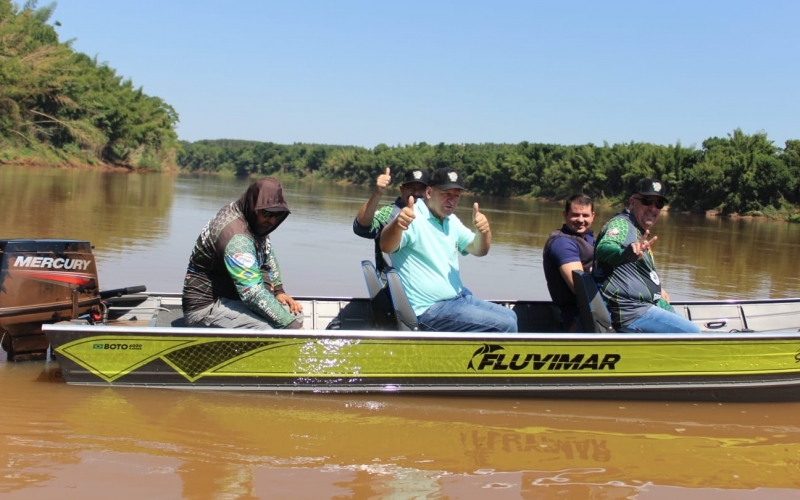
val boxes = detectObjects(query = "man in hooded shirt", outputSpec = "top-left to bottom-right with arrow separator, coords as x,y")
182,178 -> 304,329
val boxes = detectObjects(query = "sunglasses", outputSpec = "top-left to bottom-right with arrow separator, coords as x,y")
259,209 -> 279,218
633,196 -> 665,209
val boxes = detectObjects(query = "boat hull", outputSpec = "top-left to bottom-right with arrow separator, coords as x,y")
41,293 -> 800,401
44,325 -> 800,401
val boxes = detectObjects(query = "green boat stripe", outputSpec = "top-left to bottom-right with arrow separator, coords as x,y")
53,335 -> 800,384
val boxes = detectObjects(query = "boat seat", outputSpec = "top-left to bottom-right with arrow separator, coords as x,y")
572,270 -> 614,333
361,260 -> 396,329
512,302 -> 561,332
362,260 -> 383,299
385,268 -> 419,331
324,300 -> 373,330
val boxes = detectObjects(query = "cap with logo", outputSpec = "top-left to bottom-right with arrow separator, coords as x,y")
430,167 -> 465,191
633,178 -> 668,203
400,169 -> 430,186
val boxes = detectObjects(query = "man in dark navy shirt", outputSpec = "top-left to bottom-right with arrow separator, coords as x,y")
543,194 -> 596,331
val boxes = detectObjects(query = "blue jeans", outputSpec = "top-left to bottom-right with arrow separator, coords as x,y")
417,289 -> 518,333
619,305 -> 701,333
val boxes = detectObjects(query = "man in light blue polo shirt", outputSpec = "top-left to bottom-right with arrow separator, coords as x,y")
379,167 -> 518,332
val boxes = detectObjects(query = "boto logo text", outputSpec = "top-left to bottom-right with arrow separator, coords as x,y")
468,344 -> 621,371
14,256 -> 92,270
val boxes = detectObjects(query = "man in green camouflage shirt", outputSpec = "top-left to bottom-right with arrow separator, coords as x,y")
594,179 -> 701,333
353,168 -> 429,272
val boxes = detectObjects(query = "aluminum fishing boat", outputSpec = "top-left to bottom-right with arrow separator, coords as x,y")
4,238 -> 800,401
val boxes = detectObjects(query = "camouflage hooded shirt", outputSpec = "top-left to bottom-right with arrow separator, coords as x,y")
352,196 -> 405,272
182,178 -> 300,328
593,208 -> 672,330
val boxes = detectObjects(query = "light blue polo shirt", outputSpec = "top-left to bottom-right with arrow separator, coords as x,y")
390,198 -> 476,316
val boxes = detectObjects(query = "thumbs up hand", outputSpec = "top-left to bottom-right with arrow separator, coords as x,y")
472,202 -> 490,234
396,195 -> 416,230
375,168 -> 391,195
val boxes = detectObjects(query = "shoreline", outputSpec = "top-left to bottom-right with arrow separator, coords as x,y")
2,158 -> 138,173
0,158 -> 178,174
3,160 -> 796,222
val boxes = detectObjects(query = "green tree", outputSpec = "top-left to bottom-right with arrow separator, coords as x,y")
0,0 -> 179,169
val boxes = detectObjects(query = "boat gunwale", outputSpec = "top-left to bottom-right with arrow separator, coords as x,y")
144,292 -> 800,307
42,322 -> 800,342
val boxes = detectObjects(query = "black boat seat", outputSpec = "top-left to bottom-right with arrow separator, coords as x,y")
361,259 -> 383,299
512,302 -> 561,332
385,268 -> 419,331
572,270 -> 614,333
360,260 -> 396,329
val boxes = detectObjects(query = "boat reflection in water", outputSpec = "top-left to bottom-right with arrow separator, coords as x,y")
1,364 -> 798,499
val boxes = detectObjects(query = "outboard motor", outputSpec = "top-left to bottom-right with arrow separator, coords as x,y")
1,239 -> 104,360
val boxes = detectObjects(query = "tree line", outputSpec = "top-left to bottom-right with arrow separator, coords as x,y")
0,0 -> 179,169
179,131 -> 800,219
3,2 -> 799,219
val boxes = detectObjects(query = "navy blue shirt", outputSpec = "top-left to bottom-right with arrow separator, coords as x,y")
543,225 -> 595,310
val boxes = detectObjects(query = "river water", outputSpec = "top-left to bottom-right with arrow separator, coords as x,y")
1,165 -> 799,498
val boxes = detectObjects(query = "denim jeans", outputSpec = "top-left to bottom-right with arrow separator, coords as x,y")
618,305 -> 701,333
417,289 -> 518,333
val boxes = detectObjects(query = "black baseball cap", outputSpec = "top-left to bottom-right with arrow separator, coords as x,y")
401,169 -> 430,186
430,167 -> 465,190
633,178 -> 668,203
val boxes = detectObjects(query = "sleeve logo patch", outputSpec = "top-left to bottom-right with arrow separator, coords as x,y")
231,253 -> 256,268
608,228 -> 619,237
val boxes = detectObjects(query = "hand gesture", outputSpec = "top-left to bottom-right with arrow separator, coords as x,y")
275,293 -> 303,314
396,196 -> 416,230
629,229 -> 658,260
375,168 -> 391,195
472,203 -> 490,234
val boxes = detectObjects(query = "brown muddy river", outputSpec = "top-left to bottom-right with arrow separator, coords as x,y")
1,165 -> 800,498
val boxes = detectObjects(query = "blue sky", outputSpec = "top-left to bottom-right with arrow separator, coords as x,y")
49,0 -> 798,149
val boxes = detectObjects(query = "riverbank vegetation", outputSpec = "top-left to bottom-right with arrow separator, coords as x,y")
178,131 -> 800,219
2,2 -> 798,219
0,0 -> 179,170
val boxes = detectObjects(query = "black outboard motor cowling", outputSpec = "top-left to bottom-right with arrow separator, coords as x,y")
0,239 -> 102,360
